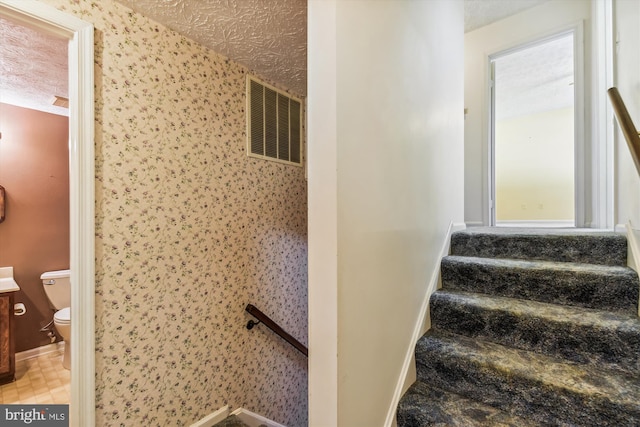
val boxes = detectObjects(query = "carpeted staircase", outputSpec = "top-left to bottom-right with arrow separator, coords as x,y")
397,227 -> 640,427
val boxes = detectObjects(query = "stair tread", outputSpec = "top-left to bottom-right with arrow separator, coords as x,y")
454,227 -> 621,237
399,228 -> 640,427
432,289 -> 640,331
213,415 -> 251,427
441,255 -> 639,313
398,382 -> 538,427
450,227 -> 627,266
444,254 -> 636,274
417,330 -> 640,408
430,289 -> 640,373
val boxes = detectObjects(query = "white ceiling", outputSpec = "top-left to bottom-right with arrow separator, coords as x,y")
0,0 -> 552,116
464,0 -> 550,33
115,0 -> 307,97
495,34 -> 575,120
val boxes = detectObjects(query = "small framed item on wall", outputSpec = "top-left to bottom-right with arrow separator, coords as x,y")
0,185 -> 4,223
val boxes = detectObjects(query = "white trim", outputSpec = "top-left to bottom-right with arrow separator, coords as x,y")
230,408 -> 287,427
465,221 -> 485,228
615,223 -> 628,234
15,342 -> 65,363
593,0 -> 615,230
623,221 -> 640,316
308,0 -> 338,424
189,406 -> 229,427
451,222 -> 467,233
574,21 -> 587,228
496,220 -> 576,228
383,222 -> 461,427
0,2 -> 95,426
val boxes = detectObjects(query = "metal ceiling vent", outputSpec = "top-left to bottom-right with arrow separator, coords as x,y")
247,75 -> 302,166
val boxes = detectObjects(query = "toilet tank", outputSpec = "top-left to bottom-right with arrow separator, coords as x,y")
41,269 -> 71,310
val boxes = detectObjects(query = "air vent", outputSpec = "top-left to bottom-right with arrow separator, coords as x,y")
247,75 -> 302,166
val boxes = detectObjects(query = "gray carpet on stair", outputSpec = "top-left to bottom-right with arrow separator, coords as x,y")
212,415 -> 251,427
430,290 -> 640,374
397,227 -> 640,427
398,382 -> 537,427
441,255 -> 639,313
415,330 -> 640,426
450,228 -> 628,266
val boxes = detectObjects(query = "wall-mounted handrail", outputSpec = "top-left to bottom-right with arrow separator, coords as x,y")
608,87 -> 640,177
245,304 -> 308,357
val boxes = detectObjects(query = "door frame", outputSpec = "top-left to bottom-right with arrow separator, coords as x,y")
488,24 -> 584,227
0,1 -> 95,425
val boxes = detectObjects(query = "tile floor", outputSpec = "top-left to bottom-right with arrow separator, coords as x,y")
0,347 -> 70,404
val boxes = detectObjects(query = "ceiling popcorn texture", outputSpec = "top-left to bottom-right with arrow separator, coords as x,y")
0,17 -> 68,116
115,0 -> 307,97
464,0 -> 550,32
0,0 -> 556,115
495,34 -> 575,120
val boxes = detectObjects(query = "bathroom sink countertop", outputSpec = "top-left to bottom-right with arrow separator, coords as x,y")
0,267 -> 20,293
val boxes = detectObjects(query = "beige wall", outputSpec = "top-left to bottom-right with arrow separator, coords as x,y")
0,103 -> 70,352
308,0 -> 464,426
614,0 -> 640,227
496,107 -> 575,221
465,0 -> 592,226
36,0 -> 308,425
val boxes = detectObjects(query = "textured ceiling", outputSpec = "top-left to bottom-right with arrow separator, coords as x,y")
495,34 -> 575,120
1,0 -> 557,116
0,16 -> 68,116
115,0 -> 307,97
464,0 -> 550,33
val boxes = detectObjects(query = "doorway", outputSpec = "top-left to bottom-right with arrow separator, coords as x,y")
0,2 -> 94,425
490,32 -> 579,227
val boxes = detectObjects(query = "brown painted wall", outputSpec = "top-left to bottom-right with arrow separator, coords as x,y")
0,103 -> 69,352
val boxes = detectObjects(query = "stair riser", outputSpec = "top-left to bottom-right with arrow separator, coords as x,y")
441,257 -> 639,314
416,337 -> 640,426
451,233 -> 627,266
430,293 -> 640,375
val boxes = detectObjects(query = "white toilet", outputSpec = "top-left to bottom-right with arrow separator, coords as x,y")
40,269 -> 71,370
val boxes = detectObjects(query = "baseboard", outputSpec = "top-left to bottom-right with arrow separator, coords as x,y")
15,342 -> 64,363
230,408 -> 286,427
452,222 -> 467,233
496,220 -> 575,228
625,221 -> 640,271
189,405 -> 229,427
465,221 -> 484,228
383,222 -> 456,427
616,223 -> 628,234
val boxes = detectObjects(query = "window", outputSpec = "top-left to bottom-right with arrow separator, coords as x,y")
247,75 -> 302,166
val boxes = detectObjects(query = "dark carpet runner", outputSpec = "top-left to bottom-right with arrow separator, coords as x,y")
397,228 -> 640,427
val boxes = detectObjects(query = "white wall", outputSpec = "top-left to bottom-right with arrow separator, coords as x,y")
465,0 -> 592,226
614,0 -> 640,227
308,0 -> 464,426
496,107 -> 575,221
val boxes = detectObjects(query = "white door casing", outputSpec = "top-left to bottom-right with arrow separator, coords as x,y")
0,1 -> 95,425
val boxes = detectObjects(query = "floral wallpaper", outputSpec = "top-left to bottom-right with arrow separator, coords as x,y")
37,0 -> 308,425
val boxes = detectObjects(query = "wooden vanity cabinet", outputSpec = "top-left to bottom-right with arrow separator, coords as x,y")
0,293 -> 15,384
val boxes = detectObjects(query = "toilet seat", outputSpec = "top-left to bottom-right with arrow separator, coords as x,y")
54,307 -> 70,324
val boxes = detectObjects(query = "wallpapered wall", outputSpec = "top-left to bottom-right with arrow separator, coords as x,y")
38,0 -> 308,425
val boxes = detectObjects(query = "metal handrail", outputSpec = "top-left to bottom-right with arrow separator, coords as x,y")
245,304 -> 308,357
608,87 -> 640,176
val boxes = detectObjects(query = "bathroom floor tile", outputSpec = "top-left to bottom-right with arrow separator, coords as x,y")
0,347 -> 70,404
